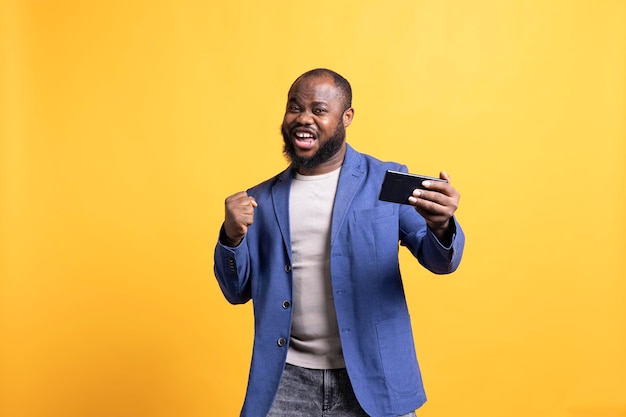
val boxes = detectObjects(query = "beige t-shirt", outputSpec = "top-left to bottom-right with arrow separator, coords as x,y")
286,167 -> 345,369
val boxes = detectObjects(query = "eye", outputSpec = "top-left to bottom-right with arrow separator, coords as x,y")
288,105 -> 300,112
313,108 -> 327,114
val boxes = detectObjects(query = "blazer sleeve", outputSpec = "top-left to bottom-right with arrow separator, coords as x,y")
213,225 -> 252,304
399,203 -> 465,274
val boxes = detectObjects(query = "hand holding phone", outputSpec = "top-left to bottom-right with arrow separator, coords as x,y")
378,170 -> 447,205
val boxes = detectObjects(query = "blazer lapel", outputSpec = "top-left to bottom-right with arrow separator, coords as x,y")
331,144 -> 364,247
272,167 -> 294,259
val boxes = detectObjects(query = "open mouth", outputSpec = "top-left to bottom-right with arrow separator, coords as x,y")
293,130 -> 316,150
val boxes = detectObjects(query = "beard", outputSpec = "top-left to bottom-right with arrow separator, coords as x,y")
281,122 -> 346,170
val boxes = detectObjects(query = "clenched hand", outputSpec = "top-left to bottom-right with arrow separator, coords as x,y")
222,191 -> 257,247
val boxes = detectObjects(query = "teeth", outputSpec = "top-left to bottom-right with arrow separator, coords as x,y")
295,132 -> 313,138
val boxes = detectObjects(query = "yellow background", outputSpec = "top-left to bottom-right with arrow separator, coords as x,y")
1,1 -> 624,416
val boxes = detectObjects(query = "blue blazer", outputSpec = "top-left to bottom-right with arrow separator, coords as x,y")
214,144 -> 465,417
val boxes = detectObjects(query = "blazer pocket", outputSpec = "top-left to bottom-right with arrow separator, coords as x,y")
353,204 -> 396,223
376,315 -> 422,395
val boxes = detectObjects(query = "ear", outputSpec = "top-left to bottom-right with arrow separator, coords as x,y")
343,107 -> 354,127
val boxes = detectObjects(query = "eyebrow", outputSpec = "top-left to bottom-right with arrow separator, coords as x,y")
288,97 -> 328,106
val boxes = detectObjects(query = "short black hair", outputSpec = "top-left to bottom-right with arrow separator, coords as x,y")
289,68 -> 353,111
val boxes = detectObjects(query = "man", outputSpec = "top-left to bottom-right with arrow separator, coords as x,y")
214,68 -> 465,417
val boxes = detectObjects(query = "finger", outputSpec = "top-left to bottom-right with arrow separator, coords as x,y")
410,189 -> 448,205
421,178 -> 448,193
440,170 -> 451,181
409,189 -> 457,216
225,191 -> 248,205
240,213 -> 255,227
236,195 -> 253,206
415,199 -> 448,216
422,179 -> 458,198
228,194 -> 256,210
410,194 -> 448,214
229,191 -> 249,200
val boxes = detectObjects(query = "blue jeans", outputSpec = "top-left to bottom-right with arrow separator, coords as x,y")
267,363 -> 417,417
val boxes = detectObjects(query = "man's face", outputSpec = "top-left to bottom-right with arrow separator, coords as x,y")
281,75 -> 353,173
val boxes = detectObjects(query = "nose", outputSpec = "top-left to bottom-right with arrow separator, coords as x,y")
296,110 -> 314,125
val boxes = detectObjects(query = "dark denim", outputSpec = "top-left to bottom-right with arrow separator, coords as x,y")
267,363 -> 417,417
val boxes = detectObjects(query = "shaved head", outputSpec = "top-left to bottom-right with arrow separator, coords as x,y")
288,68 -> 352,111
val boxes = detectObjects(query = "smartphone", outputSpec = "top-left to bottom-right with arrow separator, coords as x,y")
378,170 -> 447,205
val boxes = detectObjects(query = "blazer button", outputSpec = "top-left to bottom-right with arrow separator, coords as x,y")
282,300 -> 291,309
284,264 -> 291,272
277,337 -> 287,347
